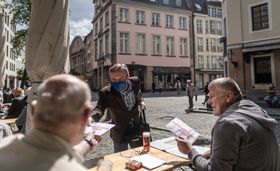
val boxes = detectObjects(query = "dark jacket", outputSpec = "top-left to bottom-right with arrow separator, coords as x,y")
92,77 -> 143,143
192,100 -> 279,171
6,96 -> 27,119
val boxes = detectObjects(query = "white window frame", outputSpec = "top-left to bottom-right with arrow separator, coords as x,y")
136,10 -> 145,24
179,17 -> 186,29
166,36 -> 174,56
248,1 -> 272,33
120,8 -> 129,22
152,35 -> 161,55
166,15 -> 174,28
152,13 -> 160,26
120,32 -> 129,53
136,33 -> 146,54
180,38 -> 187,56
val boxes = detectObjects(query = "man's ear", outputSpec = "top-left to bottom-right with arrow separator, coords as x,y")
81,107 -> 91,127
31,100 -> 37,117
226,91 -> 235,103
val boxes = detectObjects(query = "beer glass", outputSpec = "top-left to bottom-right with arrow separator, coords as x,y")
142,131 -> 151,153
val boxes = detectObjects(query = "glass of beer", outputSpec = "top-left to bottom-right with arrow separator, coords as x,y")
142,131 -> 151,153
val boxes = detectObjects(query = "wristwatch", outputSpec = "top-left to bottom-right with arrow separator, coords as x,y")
84,137 -> 94,150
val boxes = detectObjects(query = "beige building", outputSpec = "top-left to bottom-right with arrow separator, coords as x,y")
0,0 -> 25,89
194,1 -> 224,89
222,0 -> 280,99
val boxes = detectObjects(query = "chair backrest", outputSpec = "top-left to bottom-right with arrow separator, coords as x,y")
0,123 -> 12,141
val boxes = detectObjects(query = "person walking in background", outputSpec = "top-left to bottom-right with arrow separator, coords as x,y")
202,82 -> 209,105
0,74 -> 98,171
175,80 -> 182,95
152,82 -> 156,93
5,88 -> 27,119
158,81 -> 163,95
91,63 -> 146,153
177,77 -> 279,171
185,79 -> 197,113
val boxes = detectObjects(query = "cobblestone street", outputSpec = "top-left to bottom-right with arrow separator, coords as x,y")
84,91 -> 280,170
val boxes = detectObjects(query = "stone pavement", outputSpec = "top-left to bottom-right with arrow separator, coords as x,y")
84,90 -> 280,170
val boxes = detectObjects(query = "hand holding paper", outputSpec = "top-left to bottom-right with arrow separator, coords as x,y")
166,118 -> 199,144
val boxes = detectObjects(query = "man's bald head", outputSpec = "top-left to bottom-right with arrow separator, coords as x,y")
33,74 -> 91,125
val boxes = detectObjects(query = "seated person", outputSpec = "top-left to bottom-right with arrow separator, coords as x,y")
5,88 -> 27,119
0,74 -> 98,171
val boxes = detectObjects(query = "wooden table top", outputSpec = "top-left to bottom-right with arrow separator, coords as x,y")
0,118 -> 17,125
88,147 -> 190,171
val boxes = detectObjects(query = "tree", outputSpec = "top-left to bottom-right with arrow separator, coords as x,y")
17,67 -> 30,89
6,0 -> 31,55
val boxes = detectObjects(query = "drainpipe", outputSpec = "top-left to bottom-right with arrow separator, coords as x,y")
191,12 -> 196,84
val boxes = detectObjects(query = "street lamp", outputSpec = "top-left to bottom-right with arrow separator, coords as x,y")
227,49 -> 237,68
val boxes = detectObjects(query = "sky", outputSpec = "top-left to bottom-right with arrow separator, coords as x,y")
69,0 -> 94,42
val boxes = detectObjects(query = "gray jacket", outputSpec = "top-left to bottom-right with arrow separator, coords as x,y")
191,100 -> 279,171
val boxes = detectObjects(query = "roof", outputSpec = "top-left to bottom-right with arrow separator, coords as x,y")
130,0 -> 191,10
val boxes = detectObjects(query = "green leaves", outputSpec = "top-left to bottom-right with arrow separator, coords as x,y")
6,0 -> 31,55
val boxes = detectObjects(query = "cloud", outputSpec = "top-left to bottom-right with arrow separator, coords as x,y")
69,0 -> 94,42
69,19 -> 92,41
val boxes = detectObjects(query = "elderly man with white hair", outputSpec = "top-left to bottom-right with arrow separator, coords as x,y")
177,77 -> 279,171
0,74 -> 95,171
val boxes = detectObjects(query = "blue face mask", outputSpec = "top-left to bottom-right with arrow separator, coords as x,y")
111,81 -> 127,92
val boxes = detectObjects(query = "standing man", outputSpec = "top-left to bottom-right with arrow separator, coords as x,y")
202,82 -> 209,105
91,63 -> 146,152
158,80 -> 163,95
175,80 -> 182,95
185,79 -> 197,112
0,74 -> 95,171
177,77 -> 279,171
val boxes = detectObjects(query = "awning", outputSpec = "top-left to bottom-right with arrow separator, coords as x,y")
152,67 -> 191,75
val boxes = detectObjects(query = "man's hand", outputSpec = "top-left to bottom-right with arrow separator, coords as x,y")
176,137 -> 192,154
141,101 -> 146,111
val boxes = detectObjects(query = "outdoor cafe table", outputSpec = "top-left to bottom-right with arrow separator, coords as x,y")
88,147 -> 191,171
0,118 -> 17,125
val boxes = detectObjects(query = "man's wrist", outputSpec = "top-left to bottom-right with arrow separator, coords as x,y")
84,137 -> 94,150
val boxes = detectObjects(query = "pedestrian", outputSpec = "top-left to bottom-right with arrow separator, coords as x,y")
176,77 -> 279,171
202,82 -> 209,105
5,87 -> 27,119
0,74 -> 100,171
175,80 -> 182,95
91,63 -> 146,153
185,79 -> 197,112
158,81 -> 163,95
152,82 -> 156,93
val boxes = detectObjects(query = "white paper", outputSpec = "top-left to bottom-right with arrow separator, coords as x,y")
85,122 -> 115,136
166,118 -> 199,144
131,154 -> 166,169
151,137 -> 210,159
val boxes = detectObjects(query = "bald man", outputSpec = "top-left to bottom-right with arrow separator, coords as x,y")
0,75 -> 93,171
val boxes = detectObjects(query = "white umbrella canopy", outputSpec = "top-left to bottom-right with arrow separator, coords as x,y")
0,14 -> 6,90
25,0 -> 69,133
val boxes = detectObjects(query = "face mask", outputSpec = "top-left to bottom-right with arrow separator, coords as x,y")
111,81 -> 127,92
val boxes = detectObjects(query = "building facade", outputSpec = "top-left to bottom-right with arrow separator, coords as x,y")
193,1 -> 223,89
92,0 -> 193,91
69,36 -> 86,79
0,0 -> 25,89
222,0 -> 280,99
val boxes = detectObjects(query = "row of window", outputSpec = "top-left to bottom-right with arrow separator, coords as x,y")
6,45 -> 16,60
5,61 -> 16,72
197,55 -> 223,69
119,8 -> 188,29
119,33 -> 188,56
208,6 -> 222,18
196,20 -> 222,35
197,37 -> 223,53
